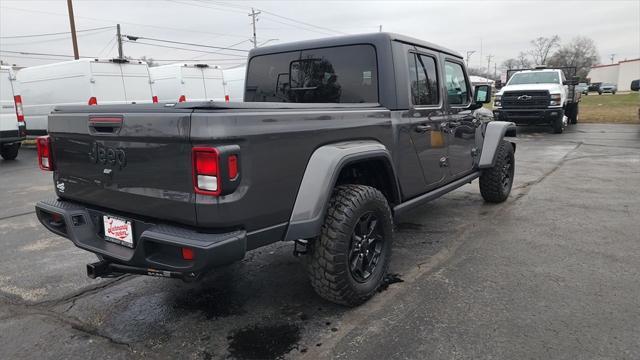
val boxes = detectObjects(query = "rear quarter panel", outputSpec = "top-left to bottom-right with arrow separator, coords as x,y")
190,107 -> 393,232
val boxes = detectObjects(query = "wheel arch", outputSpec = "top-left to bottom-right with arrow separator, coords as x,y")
478,121 -> 516,169
283,141 -> 400,241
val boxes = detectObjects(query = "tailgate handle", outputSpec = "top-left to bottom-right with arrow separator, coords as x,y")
89,117 -> 123,135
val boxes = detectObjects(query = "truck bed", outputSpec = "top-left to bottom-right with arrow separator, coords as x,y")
48,101 -> 390,242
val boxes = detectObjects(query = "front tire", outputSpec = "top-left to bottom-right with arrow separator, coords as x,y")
306,185 -> 393,306
553,116 -> 564,134
480,140 -> 515,203
1,142 -> 20,160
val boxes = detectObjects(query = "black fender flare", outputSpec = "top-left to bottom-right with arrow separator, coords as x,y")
478,121 -> 516,168
283,140 -> 399,241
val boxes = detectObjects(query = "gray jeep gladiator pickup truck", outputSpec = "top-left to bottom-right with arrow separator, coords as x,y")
36,33 -> 516,306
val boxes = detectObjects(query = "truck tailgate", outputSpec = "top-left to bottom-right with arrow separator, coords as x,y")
48,110 -> 197,225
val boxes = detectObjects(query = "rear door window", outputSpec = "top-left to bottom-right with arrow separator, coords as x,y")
245,44 -> 378,103
408,53 -> 439,106
444,61 -> 470,105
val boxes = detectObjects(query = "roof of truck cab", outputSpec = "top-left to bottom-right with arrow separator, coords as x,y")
248,32 -> 463,59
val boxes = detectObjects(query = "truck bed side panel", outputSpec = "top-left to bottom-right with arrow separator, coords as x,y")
190,108 -> 393,233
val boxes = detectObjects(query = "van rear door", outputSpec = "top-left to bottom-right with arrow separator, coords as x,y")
181,66 -> 207,101
120,62 -> 153,103
201,68 -> 225,101
89,61 -> 127,104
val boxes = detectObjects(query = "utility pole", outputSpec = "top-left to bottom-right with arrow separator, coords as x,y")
379,25 -> 382,32
116,24 -> 123,59
609,53 -> 616,64
66,0 -> 79,59
494,63 -> 497,79
466,50 -> 475,66
486,54 -> 493,75
248,8 -> 261,48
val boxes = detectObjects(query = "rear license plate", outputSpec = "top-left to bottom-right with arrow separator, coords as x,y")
103,215 -> 134,248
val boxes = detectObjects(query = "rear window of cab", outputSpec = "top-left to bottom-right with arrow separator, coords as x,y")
244,44 -> 378,103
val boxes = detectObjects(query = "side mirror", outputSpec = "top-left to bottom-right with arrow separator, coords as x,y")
473,84 -> 492,104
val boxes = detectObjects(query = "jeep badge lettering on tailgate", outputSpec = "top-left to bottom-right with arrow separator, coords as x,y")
89,142 -> 127,169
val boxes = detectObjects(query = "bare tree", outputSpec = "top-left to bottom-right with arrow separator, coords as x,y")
547,36 -> 600,79
528,35 -> 561,65
501,58 -> 520,70
517,52 -> 532,68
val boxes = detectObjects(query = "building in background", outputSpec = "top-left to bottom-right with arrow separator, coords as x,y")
588,59 -> 640,91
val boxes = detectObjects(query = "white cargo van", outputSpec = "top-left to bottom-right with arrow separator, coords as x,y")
17,58 -> 156,135
150,63 -> 227,103
223,66 -> 246,102
0,66 -> 26,160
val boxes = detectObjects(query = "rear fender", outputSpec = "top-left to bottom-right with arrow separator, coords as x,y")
478,121 -> 516,168
283,141 -> 398,241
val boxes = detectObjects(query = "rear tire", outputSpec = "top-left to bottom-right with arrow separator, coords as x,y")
0,142 -> 20,160
480,140 -> 514,203
306,184 -> 393,306
569,104 -> 579,124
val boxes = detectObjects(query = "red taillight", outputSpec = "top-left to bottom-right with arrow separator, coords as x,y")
192,147 -> 220,196
224,95 -> 230,102
178,95 -> 186,102
13,95 -> 24,123
36,135 -> 54,171
152,95 -> 158,103
181,247 -> 195,261
228,155 -> 238,180
88,96 -> 97,105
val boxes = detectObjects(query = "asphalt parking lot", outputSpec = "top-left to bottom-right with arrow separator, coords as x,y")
1,123 -> 639,359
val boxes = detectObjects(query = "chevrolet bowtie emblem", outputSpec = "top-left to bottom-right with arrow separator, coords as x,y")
517,95 -> 532,101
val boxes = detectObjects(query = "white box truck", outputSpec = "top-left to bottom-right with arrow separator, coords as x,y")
150,63 -> 227,103
0,66 -> 26,160
17,58 -> 156,135
223,66 -> 246,102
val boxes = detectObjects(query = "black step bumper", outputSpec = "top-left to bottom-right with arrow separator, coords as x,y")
35,198 -> 247,280
493,108 -> 564,125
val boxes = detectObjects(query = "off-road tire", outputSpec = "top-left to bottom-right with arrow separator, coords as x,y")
612,91 -> 616,95
0,142 -> 20,160
569,104 -> 579,124
479,140 -> 514,203
306,184 -> 393,306
552,116 -> 564,134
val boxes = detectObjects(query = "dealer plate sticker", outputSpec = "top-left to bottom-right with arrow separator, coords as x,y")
103,215 -> 134,248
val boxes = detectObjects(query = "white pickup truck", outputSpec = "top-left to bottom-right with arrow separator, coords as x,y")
493,67 -> 580,134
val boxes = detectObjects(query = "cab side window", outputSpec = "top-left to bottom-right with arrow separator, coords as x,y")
408,53 -> 439,106
444,61 -> 469,105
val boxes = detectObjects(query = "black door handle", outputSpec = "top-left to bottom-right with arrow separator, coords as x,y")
415,124 -> 433,133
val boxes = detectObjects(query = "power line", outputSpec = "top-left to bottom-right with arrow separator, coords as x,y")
123,35 -> 250,52
122,40 -> 247,57
0,26 -> 114,39
211,0 -> 348,35
257,8 -> 348,36
0,5 -> 248,39
0,28 -> 112,46
0,50 -> 97,58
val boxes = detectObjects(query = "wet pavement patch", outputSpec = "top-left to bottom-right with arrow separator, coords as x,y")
227,323 -> 300,359
172,285 -> 245,319
378,273 -> 404,292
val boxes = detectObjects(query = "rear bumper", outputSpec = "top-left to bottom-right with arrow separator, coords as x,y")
35,198 -> 247,280
493,108 -> 564,125
0,125 -> 26,144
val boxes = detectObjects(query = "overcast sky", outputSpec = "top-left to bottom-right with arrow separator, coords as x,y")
1,0 -> 639,72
